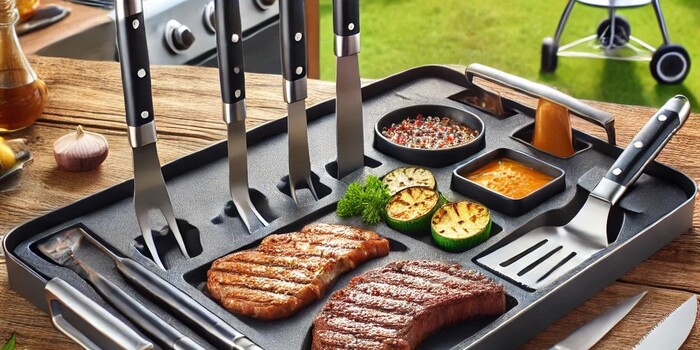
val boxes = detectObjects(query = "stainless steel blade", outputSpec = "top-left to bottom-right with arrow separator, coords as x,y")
132,143 -> 189,269
478,194 -> 612,289
633,294 -> 697,350
287,100 -> 318,204
551,291 -> 647,350
228,120 -> 268,233
335,54 -> 364,179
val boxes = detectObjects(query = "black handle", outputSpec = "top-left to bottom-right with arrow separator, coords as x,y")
117,259 -> 261,350
87,271 -> 197,349
116,11 -> 154,127
215,0 -> 245,104
279,0 -> 307,82
332,0 -> 359,36
604,96 -> 690,188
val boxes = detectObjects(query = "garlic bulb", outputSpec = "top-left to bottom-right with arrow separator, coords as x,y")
53,126 -> 109,172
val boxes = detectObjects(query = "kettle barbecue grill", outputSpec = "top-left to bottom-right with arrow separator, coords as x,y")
541,0 -> 690,84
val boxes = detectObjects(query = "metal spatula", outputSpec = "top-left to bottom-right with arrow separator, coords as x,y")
115,0 -> 190,269
334,0 -> 365,179
215,0 -> 269,233
279,0 -> 319,205
478,95 -> 690,290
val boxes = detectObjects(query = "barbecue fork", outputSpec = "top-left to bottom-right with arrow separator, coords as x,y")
116,0 -> 190,269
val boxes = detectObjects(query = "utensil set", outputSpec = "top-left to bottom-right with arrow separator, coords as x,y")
115,0 -> 366,267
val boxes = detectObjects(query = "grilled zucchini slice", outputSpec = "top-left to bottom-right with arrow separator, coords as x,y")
431,201 -> 491,252
385,186 -> 442,235
382,167 -> 437,195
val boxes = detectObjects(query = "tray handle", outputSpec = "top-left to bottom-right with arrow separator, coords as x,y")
44,278 -> 153,350
465,63 -> 616,145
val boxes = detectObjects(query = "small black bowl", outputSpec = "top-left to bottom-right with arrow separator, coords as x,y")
373,104 -> 485,168
451,148 -> 565,217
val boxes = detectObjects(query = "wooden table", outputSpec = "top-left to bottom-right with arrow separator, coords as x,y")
1,56 -> 698,349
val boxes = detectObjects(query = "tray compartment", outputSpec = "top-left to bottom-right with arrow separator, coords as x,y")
448,87 -> 517,119
452,148 -> 566,217
511,122 -> 593,159
373,104 -> 485,168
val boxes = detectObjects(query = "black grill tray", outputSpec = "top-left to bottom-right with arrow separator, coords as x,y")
4,66 -> 697,349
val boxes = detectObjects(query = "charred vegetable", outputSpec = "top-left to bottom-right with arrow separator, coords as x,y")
385,186 -> 444,235
431,201 -> 491,252
382,167 -> 437,195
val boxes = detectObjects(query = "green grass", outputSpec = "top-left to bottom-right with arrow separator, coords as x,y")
318,0 -> 700,107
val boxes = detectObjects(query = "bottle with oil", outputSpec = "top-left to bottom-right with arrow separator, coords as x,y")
0,0 -> 48,133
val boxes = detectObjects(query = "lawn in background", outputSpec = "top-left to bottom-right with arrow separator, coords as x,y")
318,0 -> 699,108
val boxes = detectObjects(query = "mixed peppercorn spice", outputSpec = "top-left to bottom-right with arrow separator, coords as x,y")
381,114 -> 479,149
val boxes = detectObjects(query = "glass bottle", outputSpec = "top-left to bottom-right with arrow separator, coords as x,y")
0,0 -> 48,133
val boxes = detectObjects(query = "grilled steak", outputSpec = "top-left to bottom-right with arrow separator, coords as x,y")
312,260 -> 506,350
207,223 -> 390,320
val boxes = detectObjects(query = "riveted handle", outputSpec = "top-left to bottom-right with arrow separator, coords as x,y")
115,1 -> 154,127
603,95 -> 690,190
215,0 -> 245,104
333,0 -> 359,37
279,0 -> 307,82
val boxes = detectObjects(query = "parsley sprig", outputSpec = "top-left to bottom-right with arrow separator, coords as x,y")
336,176 -> 390,224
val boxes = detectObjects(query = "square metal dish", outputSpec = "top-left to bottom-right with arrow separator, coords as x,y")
3,65 -> 696,350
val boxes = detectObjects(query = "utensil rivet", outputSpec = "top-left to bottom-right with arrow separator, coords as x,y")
132,19 -> 140,29
296,66 -> 303,75
235,89 -> 241,98
295,32 -> 303,41
141,111 -> 149,119
348,23 -> 355,31
137,69 -> 146,78
234,67 -> 240,74
634,141 -> 643,149
231,34 -> 240,43
658,114 -> 668,122
612,168 -> 622,176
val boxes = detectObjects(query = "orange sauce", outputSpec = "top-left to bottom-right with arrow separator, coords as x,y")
465,158 -> 554,199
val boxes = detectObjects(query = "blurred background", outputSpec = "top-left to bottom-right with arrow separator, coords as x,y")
318,0 -> 698,107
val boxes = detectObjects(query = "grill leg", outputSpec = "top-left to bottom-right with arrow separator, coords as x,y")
651,0 -> 671,45
553,0 -> 577,46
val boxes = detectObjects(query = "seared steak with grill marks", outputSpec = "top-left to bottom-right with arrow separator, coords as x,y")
207,223 -> 390,320
312,260 -> 506,350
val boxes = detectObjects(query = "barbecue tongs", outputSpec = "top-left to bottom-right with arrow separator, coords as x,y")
215,0 -> 269,233
115,0 -> 190,269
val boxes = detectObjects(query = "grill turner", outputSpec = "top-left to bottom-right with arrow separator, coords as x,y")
280,0 -> 319,205
478,95 -> 690,290
116,0 -> 190,269
215,0 -> 268,233
334,0 -> 365,179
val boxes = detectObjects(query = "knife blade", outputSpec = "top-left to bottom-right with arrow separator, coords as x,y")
633,294 -> 697,350
551,291 -> 647,350
215,0 -> 268,233
333,0 -> 364,179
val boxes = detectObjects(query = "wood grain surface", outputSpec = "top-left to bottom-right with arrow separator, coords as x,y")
1,56 -> 699,349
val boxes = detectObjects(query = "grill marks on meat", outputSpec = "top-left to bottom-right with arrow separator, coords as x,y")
312,260 -> 506,350
207,224 -> 390,320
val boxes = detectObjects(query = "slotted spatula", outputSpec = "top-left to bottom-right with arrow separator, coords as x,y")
478,95 -> 690,290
